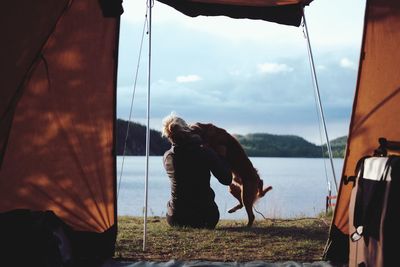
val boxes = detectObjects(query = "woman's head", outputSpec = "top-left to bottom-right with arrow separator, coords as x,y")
162,112 -> 192,144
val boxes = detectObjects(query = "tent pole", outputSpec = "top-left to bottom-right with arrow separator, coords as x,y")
302,9 -> 338,194
143,0 -> 153,252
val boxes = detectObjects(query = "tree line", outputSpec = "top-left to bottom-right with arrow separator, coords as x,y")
116,119 -> 346,158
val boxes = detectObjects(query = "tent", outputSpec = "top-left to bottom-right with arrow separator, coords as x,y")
0,0 -> 122,264
323,0 -> 400,264
1,0 -> 398,265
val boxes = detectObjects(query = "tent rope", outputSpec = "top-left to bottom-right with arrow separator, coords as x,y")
302,9 -> 339,194
117,8 -> 150,200
302,23 -> 331,197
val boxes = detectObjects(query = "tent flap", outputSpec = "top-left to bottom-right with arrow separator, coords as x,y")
0,0 -> 120,258
0,0 -> 70,167
326,0 -> 400,263
99,0 -> 124,17
157,0 -> 309,26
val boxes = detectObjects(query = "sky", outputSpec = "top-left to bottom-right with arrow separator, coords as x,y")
117,0 -> 367,144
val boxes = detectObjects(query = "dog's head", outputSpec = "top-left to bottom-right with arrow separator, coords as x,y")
190,122 -> 232,155
190,123 -> 229,145
191,122 -> 249,163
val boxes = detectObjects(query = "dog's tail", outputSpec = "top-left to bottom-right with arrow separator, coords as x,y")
258,179 -> 272,198
259,185 -> 273,197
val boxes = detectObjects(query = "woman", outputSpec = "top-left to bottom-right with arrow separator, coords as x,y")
162,113 -> 232,229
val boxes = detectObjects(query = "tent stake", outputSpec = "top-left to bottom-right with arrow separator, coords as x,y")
143,0 -> 153,252
302,9 -> 338,193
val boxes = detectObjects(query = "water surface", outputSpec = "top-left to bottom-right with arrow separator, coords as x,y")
117,156 -> 342,219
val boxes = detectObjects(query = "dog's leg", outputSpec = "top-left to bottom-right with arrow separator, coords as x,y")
228,182 -> 243,213
228,203 -> 243,213
259,185 -> 273,197
242,182 -> 258,227
257,179 -> 273,197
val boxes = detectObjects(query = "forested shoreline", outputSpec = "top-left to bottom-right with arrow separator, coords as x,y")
116,119 -> 346,158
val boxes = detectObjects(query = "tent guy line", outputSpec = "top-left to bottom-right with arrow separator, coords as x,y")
302,11 -> 338,193
118,7 -> 149,202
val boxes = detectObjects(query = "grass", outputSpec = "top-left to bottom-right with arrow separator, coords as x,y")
115,215 -> 332,262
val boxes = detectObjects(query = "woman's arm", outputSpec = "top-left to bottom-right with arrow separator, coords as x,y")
205,147 -> 232,185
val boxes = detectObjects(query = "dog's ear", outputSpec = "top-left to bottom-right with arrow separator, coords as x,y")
190,123 -> 205,137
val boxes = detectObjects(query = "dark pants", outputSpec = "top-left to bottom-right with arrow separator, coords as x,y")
166,201 -> 219,229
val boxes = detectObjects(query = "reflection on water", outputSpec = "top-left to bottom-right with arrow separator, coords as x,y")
117,156 -> 343,219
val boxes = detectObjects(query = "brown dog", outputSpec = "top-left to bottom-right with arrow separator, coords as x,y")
190,122 -> 272,227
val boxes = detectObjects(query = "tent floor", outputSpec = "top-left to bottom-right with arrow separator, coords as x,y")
102,259 -> 334,267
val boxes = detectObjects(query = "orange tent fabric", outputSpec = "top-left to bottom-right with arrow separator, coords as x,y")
325,0 -> 400,263
0,0 -> 69,164
0,0 -> 120,235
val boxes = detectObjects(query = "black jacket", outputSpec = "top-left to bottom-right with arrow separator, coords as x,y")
163,135 -> 232,214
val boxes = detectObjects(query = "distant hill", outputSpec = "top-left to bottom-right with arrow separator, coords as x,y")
116,119 -> 346,158
116,119 -> 170,156
234,133 -> 322,158
324,136 -> 347,158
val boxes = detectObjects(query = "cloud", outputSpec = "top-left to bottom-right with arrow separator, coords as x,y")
257,63 -> 294,74
116,0 -> 364,144
340,57 -> 357,70
176,74 -> 202,83
117,52 -> 358,143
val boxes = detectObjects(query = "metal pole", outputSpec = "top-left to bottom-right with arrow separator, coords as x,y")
302,10 -> 338,193
143,0 -> 153,252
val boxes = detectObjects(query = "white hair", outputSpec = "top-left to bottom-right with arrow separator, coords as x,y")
162,112 -> 191,143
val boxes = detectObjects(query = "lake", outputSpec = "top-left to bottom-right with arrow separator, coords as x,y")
117,156 -> 343,219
